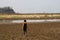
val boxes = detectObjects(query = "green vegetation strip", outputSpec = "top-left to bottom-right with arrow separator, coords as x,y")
0,14 -> 60,19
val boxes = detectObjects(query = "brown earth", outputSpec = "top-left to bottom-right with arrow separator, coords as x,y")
0,22 -> 60,40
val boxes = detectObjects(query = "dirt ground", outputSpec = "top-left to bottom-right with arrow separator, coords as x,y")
0,22 -> 60,40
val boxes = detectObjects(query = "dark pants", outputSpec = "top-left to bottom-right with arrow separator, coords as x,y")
23,23 -> 27,34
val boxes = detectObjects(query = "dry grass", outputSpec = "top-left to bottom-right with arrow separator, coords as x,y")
0,22 -> 60,40
0,14 -> 60,20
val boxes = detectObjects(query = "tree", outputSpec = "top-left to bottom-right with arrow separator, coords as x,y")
0,7 -> 15,14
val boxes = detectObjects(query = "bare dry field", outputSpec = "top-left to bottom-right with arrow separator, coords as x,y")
0,22 -> 60,40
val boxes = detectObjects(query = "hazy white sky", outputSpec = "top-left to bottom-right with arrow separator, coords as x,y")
0,0 -> 60,13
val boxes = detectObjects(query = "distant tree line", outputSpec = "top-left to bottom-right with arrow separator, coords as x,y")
0,7 -> 15,14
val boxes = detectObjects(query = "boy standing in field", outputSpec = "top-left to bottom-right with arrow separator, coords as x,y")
23,20 -> 27,35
